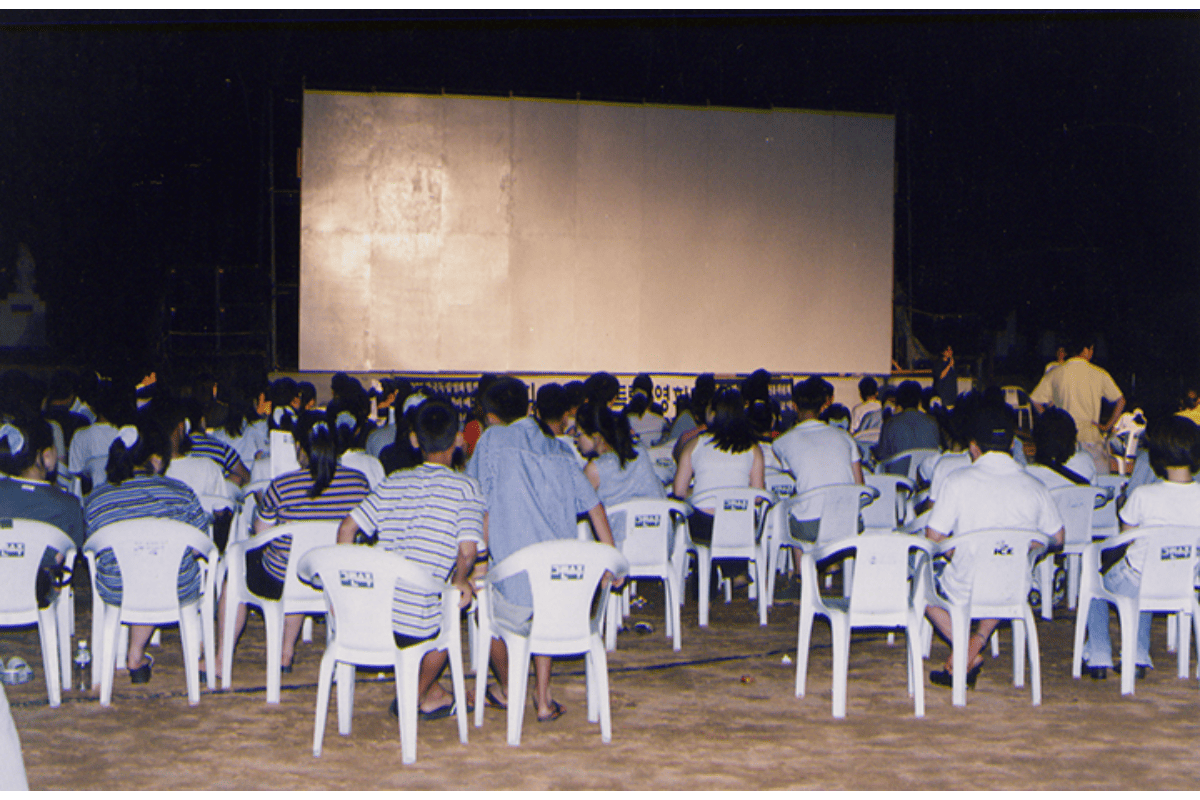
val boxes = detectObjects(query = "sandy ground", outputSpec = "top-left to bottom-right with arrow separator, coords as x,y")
6,563 -> 1200,791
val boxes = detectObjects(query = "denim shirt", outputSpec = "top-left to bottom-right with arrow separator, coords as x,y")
466,416 -> 599,606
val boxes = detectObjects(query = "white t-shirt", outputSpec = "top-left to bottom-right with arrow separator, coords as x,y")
927,451 -> 1063,601
772,419 -> 860,519
926,450 -> 972,502
1117,479 -> 1200,577
690,433 -> 758,511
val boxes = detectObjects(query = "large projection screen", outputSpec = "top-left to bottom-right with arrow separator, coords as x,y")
300,91 -> 894,375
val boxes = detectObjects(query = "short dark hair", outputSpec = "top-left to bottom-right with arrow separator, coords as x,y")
297,381 -> 317,407
792,377 -> 827,413
582,372 -> 620,406
896,381 -> 922,410
414,396 -> 460,454
970,403 -> 1015,453
858,376 -> 878,401
1032,407 -> 1077,465
1147,414 -> 1200,478
535,383 -> 570,423
483,376 -> 530,424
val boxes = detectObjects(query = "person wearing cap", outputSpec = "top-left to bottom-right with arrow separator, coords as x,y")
923,402 -> 1064,689
1029,338 -> 1125,475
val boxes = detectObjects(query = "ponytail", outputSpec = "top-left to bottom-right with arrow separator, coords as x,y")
296,412 -> 338,498
577,400 -> 638,468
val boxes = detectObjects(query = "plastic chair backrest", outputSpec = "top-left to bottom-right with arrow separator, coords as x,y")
1126,526 -> 1200,609
947,528 -> 1050,609
764,471 -> 797,503
646,443 -> 676,485
882,448 -> 940,480
270,430 -> 300,478
862,474 -> 913,530
791,484 -> 878,547
691,488 -> 774,552
843,534 -> 930,619
276,522 -> 342,605
0,521 -> 73,625
608,499 -> 688,569
488,540 -> 629,648
1050,485 -> 1108,548
298,545 -> 442,658
84,519 -> 215,618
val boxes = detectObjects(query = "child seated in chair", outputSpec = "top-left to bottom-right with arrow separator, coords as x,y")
337,395 -> 485,720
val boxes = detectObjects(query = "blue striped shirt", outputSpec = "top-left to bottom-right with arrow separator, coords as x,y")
349,463 -> 485,638
187,433 -> 246,478
257,466 -> 371,582
84,475 -> 209,606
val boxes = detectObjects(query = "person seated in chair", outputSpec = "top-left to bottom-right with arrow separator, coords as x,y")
466,376 -> 619,723
924,403 -> 1064,689
873,380 -> 941,466
1079,413 -> 1200,680
338,396 -> 485,720
1024,407 -> 1096,490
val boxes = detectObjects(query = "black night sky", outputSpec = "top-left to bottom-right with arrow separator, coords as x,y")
1,11 -> 1197,409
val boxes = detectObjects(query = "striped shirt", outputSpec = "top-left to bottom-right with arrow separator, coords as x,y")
84,475 -> 209,606
257,466 -> 371,582
349,463 -> 486,638
187,433 -> 246,478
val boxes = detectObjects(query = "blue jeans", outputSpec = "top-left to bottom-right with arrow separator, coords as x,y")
1082,559 -> 1152,669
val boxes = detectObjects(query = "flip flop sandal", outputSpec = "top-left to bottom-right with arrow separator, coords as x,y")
536,699 -> 565,722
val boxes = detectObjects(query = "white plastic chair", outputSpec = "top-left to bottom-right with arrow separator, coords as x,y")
688,488 -> 775,627
298,545 -> 468,763
763,484 -> 879,604
925,528 -> 1053,707
604,499 -> 690,652
1031,485 -> 1111,621
473,540 -> 629,746
646,442 -> 677,485
1092,475 -> 1128,540
269,430 -> 300,478
1071,525 -> 1200,696
83,519 -> 218,706
220,521 -> 339,702
795,533 -> 934,718
880,448 -> 940,482
1001,386 -> 1033,430
0,521 -> 75,708
862,474 -> 915,533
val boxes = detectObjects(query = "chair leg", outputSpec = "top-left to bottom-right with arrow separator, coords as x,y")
1012,619 -> 1026,688
830,616 -> 850,719
473,600 -> 491,729
336,662 -> 355,734
951,610 -> 969,707
98,612 -> 121,708
1025,610 -> 1042,706
395,651 -> 421,764
1071,592 -> 1091,679
666,576 -> 682,652
263,605 -> 284,704
604,593 -> 619,652
1167,612 -> 1178,653
795,608 -> 814,698
589,641 -> 614,743
907,620 -> 925,719
1117,600 -> 1138,696
221,595 -> 239,692
55,595 -> 72,692
1038,559 -> 1053,621
991,629 -> 1000,658
302,615 -> 314,644
179,605 -> 203,706
35,610 -> 61,708
444,637 -> 469,746
697,550 -> 711,628
312,650 -> 337,756
1177,612 -> 1191,680
1066,555 -> 1080,611
505,636 -> 531,747
841,557 -> 854,600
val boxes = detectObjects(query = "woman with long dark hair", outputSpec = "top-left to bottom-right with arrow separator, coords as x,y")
671,387 -> 765,545
214,410 -> 371,676
574,399 -> 666,546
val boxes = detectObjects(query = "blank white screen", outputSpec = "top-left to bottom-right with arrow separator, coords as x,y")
300,91 -> 894,375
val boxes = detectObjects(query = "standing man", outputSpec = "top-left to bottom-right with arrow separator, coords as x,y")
933,344 -> 957,408
1029,338 -> 1125,475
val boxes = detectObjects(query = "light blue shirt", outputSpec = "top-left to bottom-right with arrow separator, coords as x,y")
466,416 -> 599,606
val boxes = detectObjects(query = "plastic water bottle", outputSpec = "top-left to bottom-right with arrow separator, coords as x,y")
73,639 -> 91,692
